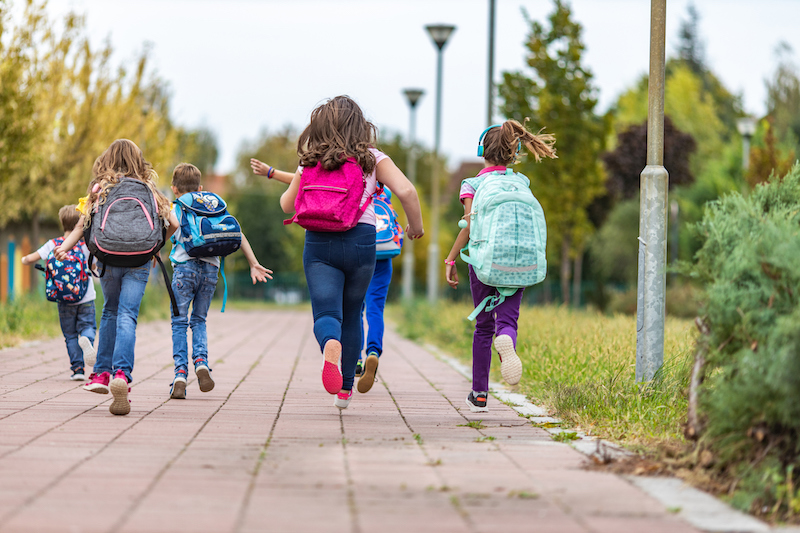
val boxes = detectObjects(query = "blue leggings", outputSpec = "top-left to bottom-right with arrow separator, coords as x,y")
303,224 -> 376,390
361,258 -> 393,357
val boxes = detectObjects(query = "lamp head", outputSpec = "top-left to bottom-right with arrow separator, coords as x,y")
425,24 -> 456,50
403,89 -> 425,108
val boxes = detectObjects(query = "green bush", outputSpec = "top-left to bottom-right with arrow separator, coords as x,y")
688,164 -> 800,520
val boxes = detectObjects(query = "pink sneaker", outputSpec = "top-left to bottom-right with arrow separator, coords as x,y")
83,372 -> 110,394
321,340 -> 343,394
109,370 -> 131,416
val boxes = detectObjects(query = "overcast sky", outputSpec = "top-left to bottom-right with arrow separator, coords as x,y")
39,0 -> 800,174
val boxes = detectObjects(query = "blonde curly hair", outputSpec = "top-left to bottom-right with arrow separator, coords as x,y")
83,139 -> 171,227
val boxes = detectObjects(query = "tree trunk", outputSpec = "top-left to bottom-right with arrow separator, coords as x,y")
560,234 -> 571,306
543,276 -> 552,304
572,245 -> 584,308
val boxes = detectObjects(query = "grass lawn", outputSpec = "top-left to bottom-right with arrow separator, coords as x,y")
389,301 -> 697,451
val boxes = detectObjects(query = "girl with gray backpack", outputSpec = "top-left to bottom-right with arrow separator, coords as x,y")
444,120 -> 556,413
56,139 -> 179,416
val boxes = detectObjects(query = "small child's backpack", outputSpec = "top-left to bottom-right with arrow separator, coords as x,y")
173,192 -> 242,258
460,168 -> 547,320
85,177 -> 178,316
172,191 -> 242,313
374,187 -> 404,260
44,237 -> 89,303
283,159 -> 372,232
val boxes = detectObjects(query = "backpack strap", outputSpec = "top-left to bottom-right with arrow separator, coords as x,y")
467,287 -> 518,321
154,254 -> 180,317
219,257 -> 228,313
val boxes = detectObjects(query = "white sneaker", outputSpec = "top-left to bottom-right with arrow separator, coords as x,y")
70,369 -> 86,381
495,335 -> 522,385
79,336 -> 96,368
334,389 -> 353,409
170,376 -> 187,399
194,363 -> 215,392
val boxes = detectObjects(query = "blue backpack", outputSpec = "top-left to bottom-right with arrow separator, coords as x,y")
172,191 -> 242,312
173,192 -> 242,258
460,169 -> 547,320
44,237 -> 89,303
374,188 -> 404,260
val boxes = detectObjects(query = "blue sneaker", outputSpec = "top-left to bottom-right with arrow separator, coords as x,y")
170,368 -> 188,399
193,358 -> 214,393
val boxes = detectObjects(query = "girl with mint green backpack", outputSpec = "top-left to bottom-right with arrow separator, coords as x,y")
444,119 -> 556,413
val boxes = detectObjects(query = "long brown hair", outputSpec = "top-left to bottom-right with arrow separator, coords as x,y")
84,139 -> 171,226
482,119 -> 557,166
297,96 -> 377,173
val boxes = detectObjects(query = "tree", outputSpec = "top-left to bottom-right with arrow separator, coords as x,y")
602,116 -> 696,201
766,42 -> 800,154
177,127 -> 219,175
499,0 -> 609,305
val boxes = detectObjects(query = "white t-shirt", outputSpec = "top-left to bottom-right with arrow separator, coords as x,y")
36,239 -> 97,305
297,148 -> 388,227
169,205 -> 221,268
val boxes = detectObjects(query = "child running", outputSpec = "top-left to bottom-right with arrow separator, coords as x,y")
168,163 -> 272,399
279,95 -> 424,409
444,119 -> 556,413
56,139 -> 179,415
21,205 -> 97,380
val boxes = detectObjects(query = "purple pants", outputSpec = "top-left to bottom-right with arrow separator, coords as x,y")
469,266 -> 523,392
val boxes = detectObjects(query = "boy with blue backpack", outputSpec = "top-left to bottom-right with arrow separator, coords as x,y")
444,119 -> 556,413
168,163 -> 272,399
21,204 -> 97,381
355,186 -> 403,393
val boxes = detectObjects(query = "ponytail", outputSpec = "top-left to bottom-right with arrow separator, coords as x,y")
482,118 -> 557,166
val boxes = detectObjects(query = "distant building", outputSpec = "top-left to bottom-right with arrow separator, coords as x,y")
202,174 -> 229,196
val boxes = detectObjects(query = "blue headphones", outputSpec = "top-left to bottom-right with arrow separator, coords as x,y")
476,124 -> 522,157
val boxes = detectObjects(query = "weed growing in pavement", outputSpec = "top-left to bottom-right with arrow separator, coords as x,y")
551,431 -> 579,442
475,436 -> 496,442
413,433 -> 423,444
458,420 -> 486,430
390,303 -> 694,450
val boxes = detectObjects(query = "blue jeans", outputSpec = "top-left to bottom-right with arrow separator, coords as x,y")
304,224 -> 376,390
361,258 -> 393,357
57,301 -> 97,371
171,260 -> 218,375
95,263 -> 150,382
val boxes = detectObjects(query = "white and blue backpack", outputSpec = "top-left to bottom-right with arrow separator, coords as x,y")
460,169 -> 547,320
172,191 -> 242,311
374,187 -> 404,260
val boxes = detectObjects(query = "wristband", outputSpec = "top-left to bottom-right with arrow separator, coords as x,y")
267,167 -> 275,179
444,259 -> 456,266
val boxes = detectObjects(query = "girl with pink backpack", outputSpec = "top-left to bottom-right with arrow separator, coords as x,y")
279,96 -> 424,409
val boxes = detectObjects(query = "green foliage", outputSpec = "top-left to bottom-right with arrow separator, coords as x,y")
498,0 -> 609,259
688,165 -> 800,520
0,293 -> 60,348
766,43 -> 800,156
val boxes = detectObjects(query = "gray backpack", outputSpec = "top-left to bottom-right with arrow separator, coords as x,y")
85,177 -> 178,315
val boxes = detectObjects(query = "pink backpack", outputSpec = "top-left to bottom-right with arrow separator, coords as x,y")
284,159 -> 372,232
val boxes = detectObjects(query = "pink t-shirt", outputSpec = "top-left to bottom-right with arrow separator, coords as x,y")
298,147 -> 388,227
459,165 -> 507,203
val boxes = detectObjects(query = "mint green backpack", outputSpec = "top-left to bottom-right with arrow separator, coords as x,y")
460,169 -> 547,320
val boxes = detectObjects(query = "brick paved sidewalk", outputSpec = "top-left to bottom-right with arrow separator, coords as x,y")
0,309 -> 699,533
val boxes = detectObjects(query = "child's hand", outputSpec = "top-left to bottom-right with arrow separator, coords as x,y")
21,256 -> 30,265
250,159 -> 270,177
54,246 -> 68,261
446,262 -> 459,289
250,264 -> 273,284
405,224 -> 425,240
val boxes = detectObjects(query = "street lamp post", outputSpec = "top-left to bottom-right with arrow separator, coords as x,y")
737,116 -> 757,172
635,0 -> 669,383
402,88 -> 424,301
425,23 -> 455,304
487,0 -> 496,126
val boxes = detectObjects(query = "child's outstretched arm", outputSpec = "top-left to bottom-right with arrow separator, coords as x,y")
444,198 -> 473,289
21,252 -> 42,265
280,169 -> 303,214
374,158 -> 424,240
239,232 -> 273,284
55,217 -> 86,261
251,159 -> 295,185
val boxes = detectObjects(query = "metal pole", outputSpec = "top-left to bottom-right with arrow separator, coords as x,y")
402,102 -> 419,301
427,49 -> 444,304
636,0 -> 669,383
487,0 -> 496,126
742,134 -> 751,171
